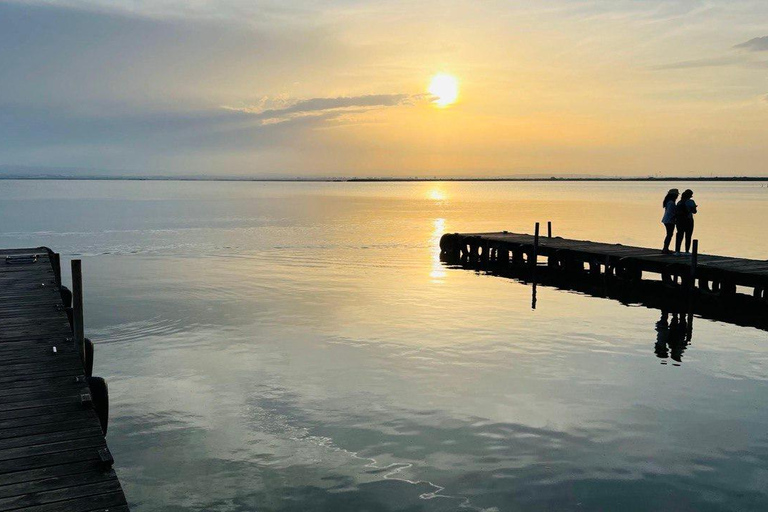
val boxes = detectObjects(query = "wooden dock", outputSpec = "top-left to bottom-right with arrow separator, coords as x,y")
0,248 -> 128,511
440,230 -> 768,298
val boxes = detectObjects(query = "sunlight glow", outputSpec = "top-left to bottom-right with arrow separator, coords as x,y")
430,218 -> 446,280
428,74 -> 459,107
428,188 -> 447,201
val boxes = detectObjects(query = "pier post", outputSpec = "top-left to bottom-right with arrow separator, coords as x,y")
72,259 -> 85,361
52,252 -> 61,287
547,221 -> 552,238
532,222 -> 540,269
690,240 -> 699,289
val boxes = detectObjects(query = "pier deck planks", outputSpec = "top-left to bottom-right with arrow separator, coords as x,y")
445,232 -> 768,287
0,248 -> 128,512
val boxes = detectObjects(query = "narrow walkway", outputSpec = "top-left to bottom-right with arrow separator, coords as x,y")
0,248 -> 128,512
440,232 -> 768,295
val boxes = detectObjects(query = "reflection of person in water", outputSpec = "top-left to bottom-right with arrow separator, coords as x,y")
655,312 -> 671,360
655,311 -> 691,364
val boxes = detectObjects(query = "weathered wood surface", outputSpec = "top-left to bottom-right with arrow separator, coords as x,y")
0,248 -> 128,512
441,232 -> 768,292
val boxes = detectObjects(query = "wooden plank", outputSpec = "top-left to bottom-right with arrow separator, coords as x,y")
0,403 -> 89,422
0,437 -> 107,463
0,371 -> 83,387
0,412 -> 100,435
0,480 -> 123,510
6,490 -> 127,512
0,469 -> 116,500
0,384 -> 88,404
0,427 -> 104,451
0,419 -> 97,440
0,384 -> 88,403
0,376 -> 83,393
0,462 -> 108,497
0,365 -> 82,379
0,352 -> 79,367
0,358 -> 83,376
0,447 -> 102,475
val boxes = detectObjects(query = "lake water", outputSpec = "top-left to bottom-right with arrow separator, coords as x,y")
1,180 -> 767,511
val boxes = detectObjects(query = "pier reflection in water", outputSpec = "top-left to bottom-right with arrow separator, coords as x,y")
442,250 -> 768,366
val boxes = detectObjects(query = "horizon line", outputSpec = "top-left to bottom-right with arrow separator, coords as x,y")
1,175 -> 767,183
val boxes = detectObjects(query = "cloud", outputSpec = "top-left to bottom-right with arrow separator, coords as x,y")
656,36 -> 768,70
224,94 -> 431,124
654,56 -> 741,70
734,36 -> 768,52
0,2 -> 349,107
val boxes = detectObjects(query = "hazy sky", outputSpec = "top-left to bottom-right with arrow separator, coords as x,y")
1,0 -> 767,177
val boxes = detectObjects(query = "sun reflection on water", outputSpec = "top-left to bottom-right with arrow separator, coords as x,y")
428,188 -> 447,201
430,217 -> 446,281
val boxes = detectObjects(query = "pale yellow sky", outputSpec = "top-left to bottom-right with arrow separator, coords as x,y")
1,1 -> 767,177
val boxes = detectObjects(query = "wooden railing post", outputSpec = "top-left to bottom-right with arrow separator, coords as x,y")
71,260 -> 85,359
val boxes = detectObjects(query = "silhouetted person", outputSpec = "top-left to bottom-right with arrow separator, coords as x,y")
674,189 -> 698,255
661,188 -> 679,254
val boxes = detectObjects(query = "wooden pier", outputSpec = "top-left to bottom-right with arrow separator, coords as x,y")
0,248 -> 128,511
440,230 -> 768,299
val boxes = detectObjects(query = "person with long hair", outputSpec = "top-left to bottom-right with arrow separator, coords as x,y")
661,188 -> 679,254
674,189 -> 698,255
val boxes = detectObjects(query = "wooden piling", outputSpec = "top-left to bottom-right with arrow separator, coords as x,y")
51,251 -> 61,287
532,223 -> 540,269
690,240 -> 699,289
72,259 -> 85,360
547,221 -> 552,238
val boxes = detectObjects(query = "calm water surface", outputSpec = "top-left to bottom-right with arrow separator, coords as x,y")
1,180 -> 768,511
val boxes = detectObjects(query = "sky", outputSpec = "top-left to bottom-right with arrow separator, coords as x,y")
1,0 -> 767,178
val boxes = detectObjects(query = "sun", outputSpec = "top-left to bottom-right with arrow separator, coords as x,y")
428,73 -> 459,107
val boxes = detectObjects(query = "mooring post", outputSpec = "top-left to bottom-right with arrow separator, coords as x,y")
532,222 -> 540,269
547,221 -> 552,238
690,239 -> 699,289
72,259 -> 85,360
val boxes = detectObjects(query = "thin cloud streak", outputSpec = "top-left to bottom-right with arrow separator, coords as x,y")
223,94 -> 433,124
654,56 -> 742,70
655,35 -> 768,70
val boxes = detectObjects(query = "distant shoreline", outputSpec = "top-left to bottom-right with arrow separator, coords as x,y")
1,176 -> 767,183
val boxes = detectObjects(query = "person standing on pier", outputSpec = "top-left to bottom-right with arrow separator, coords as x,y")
661,188 -> 679,254
674,189 -> 697,255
